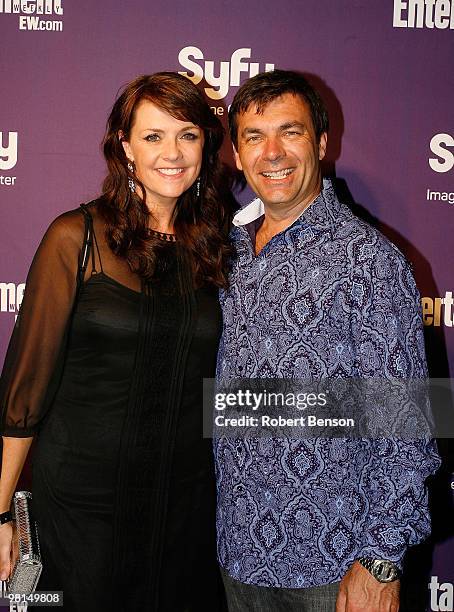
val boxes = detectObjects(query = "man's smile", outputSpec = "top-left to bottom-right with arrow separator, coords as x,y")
260,168 -> 295,180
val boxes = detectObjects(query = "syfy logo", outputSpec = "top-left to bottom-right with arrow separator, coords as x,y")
0,282 -> 25,315
429,576 -> 453,611
0,0 -> 63,14
393,0 -> 454,29
422,292 -> 454,327
0,131 -> 18,171
178,46 -> 274,100
429,133 -> 454,173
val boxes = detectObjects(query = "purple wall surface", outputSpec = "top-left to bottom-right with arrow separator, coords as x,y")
1,1 -> 453,609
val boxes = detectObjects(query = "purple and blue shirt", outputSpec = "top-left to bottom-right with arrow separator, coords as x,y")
214,179 -> 440,588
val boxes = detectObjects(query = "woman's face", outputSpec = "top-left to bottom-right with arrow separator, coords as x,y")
122,99 -> 204,210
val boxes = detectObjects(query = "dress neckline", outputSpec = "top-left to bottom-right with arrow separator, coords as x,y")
147,228 -> 177,242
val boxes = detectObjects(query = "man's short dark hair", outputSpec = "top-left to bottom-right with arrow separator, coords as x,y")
228,69 -> 329,147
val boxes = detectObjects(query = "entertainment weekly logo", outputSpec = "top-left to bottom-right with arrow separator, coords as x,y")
0,282 -> 25,321
429,576 -> 453,611
426,133 -> 454,206
178,46 -> 275,101
0,0 -> 63,32
422,292 -> 454,328
393,0 -> 454,29
0,131 -> 18,188
3,281 -> 452,329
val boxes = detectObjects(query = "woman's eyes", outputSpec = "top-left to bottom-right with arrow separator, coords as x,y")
144,132 -> 199,142
181,132 -> 199,140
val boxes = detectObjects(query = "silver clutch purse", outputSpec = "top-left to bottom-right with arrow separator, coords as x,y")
7,491 -> 43,595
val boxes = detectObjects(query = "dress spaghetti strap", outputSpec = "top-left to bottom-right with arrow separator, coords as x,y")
79,202 -> 103,280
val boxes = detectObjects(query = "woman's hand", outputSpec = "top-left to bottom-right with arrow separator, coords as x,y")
0,521 -> 17,581
0,435 -> 34,582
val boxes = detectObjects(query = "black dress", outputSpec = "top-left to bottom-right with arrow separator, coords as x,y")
0,202 -> 225,611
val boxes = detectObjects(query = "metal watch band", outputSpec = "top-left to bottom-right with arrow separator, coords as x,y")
0,510 -> 13,525
358,557 -> 400,583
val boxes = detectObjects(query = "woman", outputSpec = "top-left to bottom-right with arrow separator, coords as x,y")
0,72 -> 233,611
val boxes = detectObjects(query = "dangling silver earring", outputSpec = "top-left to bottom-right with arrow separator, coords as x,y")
196,177 -> 200,197
128,162 -> 135,193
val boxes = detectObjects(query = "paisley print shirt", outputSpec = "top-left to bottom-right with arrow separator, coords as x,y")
215,179 -> 440,588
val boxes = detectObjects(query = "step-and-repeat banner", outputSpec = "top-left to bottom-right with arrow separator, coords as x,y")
1,1 -> 453,609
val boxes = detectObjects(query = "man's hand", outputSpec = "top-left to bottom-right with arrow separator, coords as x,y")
336,561 -> 400,612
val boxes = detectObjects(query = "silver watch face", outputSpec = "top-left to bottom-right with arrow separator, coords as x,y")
371,560 -> 399,582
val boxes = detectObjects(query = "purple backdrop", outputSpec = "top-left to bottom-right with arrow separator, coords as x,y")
1,1 -> 453,609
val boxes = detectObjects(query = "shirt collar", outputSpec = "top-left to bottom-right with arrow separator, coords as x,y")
232,178 -> 348,233
232,197 -> 265,227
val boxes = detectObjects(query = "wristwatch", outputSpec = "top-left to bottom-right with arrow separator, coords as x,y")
357,558 -> 400,583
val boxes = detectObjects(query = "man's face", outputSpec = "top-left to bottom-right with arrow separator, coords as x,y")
233,93 -> 327,212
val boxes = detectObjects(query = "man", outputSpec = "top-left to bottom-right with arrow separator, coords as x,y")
214,69 -> 440,611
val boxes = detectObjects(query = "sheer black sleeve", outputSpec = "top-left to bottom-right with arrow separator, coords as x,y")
1,209 -> 85,437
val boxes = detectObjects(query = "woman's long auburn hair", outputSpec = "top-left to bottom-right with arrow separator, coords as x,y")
99,72 -> 234,287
